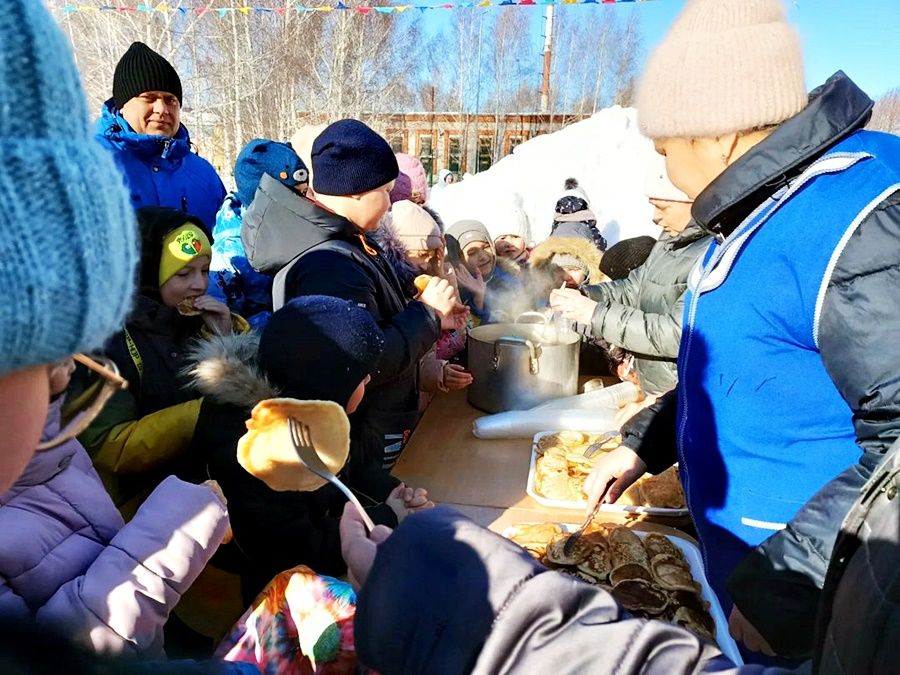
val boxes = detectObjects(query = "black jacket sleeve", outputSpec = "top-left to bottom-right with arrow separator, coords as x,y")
356,507 -> 756,675
621,389 -> 680,474
728,192 -> 900,658
287,249 -> 440,387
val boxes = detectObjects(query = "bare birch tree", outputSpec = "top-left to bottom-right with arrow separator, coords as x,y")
869,87 -> 900,135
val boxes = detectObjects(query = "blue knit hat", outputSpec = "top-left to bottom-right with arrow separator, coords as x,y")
311,119 -> 399,196
234,139 -> 308,207
0,3 -> 138,376
258,296 -> 385,407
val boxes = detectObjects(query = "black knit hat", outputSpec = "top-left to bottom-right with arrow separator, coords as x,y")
113,42 -> 182,109
599,236 -> 656,280
258,296 -> 385,408
311,119 -> 399,196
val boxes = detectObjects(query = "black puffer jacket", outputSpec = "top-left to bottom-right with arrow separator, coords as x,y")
620,72 -> 900,658
243,176 -> 441,469
186,333 -> 399,603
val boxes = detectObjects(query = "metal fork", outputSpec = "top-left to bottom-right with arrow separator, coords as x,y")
288,417 -> 376,532
583,431 -> 622,459
562,500 -> 602,557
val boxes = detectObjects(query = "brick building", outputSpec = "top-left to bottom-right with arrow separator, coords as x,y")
294,111 -> 587,185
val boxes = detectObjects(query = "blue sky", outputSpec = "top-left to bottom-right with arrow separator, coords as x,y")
422,0 -> 900,99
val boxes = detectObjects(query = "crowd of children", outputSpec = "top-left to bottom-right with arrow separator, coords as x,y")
2,0 -> 899,673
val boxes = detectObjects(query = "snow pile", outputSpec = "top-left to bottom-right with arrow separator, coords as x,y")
429,106 -> 663,247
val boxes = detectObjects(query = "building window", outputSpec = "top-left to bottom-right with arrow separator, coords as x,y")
507,136 -> 524,155
387,131 -> 404,153
477,136 -> 493,173
448,136 -> 462,175
418,135 -> 434,185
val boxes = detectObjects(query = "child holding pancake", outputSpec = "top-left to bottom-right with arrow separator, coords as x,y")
189,296 -> 432,604
81,206 -> 249,516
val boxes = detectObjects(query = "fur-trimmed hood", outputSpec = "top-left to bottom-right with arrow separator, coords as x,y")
183,332 -> 277,409
368,216 -> 419,292
529,236 -> 605,285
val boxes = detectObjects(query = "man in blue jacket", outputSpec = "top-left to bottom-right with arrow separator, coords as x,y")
96,42 -> 225,230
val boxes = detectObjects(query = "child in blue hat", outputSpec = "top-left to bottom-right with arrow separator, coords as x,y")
211,139 -> 309,330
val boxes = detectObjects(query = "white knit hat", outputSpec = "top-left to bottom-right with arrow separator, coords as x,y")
644,153 -> 691,202
484,196 -> 532,244
637,0 -> 807,139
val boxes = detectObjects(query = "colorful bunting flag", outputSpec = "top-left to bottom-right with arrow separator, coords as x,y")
53,0 -> 658,18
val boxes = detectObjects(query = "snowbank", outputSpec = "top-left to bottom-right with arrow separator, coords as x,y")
429,106 -> 663,247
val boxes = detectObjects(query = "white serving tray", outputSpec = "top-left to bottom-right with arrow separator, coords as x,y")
502,524 -> 743,666
527,431 -> 689,517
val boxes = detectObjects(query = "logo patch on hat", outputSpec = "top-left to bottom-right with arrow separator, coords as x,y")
294,168 -> 309,183
176,230 -> 202,257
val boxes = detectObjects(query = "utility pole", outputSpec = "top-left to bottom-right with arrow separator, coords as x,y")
540,6 -> 554,114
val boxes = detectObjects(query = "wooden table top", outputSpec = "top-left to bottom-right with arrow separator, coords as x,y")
393,387 -> 550,510
393,386 -> 693,538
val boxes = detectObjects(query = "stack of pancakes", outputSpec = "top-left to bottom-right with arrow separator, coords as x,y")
533,431 -> 686,509
509,524 -> 716,643
533,432 -> 621,502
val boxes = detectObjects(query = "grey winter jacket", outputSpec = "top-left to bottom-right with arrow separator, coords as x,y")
583,222 -> 710,395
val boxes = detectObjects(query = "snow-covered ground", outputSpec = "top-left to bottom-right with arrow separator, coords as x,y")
429,106 -> 663,248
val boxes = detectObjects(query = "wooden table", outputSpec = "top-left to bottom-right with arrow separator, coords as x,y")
393,387 -> 693,540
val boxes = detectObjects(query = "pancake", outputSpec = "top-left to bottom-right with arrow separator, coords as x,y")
651,555 -> 700,593
611,579 -> 668,615
643,532 -> 685,562
237,398 -> 350,492
608,527 -> 650,568
176,296 -> 202,316
641,466 -> 686,509
414,274 -> 433,295
557,431 -> 588,446
609,562 -> 654,586
507,522 -> 564,549
536,453 -> 568,473
576,544 -> 611,582
545,534 -> 588,566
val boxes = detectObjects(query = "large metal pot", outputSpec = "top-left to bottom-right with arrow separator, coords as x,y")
467,313 -> 580,413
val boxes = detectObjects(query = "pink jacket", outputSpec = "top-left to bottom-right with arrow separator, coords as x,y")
0,398 -> 229,656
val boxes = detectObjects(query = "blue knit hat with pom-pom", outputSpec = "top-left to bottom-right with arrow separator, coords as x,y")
0,2 -> 138,375
234,139 -> 308,207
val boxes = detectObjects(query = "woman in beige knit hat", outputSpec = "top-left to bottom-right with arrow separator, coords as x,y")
582,0 -> 900,664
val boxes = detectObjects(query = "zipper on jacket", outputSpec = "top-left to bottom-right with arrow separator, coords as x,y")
182,196 -> 188,212
676,287 -> 709,575
161,138 -> 173,160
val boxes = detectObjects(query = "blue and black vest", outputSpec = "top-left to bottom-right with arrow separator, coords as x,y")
677,130 -> 900,612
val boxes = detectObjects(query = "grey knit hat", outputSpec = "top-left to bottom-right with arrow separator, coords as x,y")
0,3 -> 138,374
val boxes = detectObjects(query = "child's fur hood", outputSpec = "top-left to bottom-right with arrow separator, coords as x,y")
182,332 -> 278,409
530,236 -> 605,284
368,216 -> 418,290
